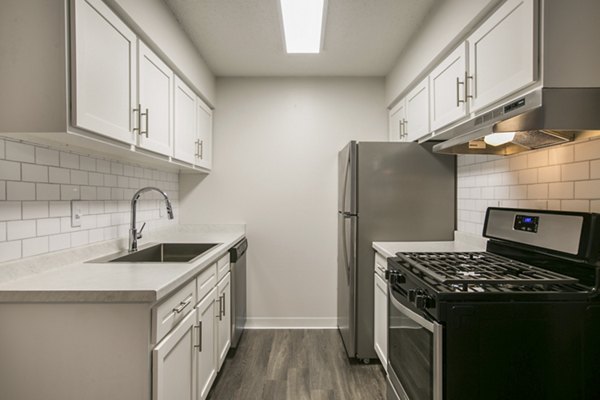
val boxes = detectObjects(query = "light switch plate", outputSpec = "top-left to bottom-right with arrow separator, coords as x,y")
71,200 -> 82,227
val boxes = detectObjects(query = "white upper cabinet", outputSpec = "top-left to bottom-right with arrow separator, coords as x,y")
71,0 -> 137,144
405,77 -> 430,142
195,98 -> 213,170
137,41 -> 174,156
467,0 -> 537,113
429,43 -> 468,131
388,100 -> 407,142
173,76 -> 198,165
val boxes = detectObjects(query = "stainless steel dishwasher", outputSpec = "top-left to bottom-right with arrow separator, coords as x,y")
229,238 -> 247,349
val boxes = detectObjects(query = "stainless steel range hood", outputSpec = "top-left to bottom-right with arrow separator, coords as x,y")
432,87 -> 600,156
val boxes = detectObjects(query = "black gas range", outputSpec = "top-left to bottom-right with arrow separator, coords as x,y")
386,208 -> 600,400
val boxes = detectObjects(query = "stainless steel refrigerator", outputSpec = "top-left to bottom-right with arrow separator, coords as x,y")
337,141 -> 455,362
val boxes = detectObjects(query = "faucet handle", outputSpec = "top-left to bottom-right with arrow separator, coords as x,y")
137,222 -> 146,239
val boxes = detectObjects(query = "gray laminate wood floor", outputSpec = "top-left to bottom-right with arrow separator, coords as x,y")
207,329 -> 386,400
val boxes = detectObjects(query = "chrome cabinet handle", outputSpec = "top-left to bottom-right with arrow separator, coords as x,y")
222,293 -> 226,317
133,105 -> 141,134
194,322 -> 202,352
402,118 -> 408,138
216,296 -> 222,320
140,108 -> 149,137
398,120 -> 404,141
194,139 -> 200,158
172,298 -> 191,314
456,77 -> 465,106
465,72 -> 473,100
199,140 -> 204,160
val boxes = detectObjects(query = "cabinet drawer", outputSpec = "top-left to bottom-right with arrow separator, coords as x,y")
374,252 -> 387,279
216,253 -> 230,282
153,280 -> 196,343
196,263 -> 217,304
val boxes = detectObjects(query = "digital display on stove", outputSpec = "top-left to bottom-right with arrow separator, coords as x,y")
514,214 -> 539,233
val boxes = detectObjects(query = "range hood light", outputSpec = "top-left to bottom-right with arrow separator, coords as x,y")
484,132 -> 516,146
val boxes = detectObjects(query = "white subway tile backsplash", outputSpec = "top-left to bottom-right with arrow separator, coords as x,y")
61,185 -> 80,200
60,152 -> 79,169
48,167 -> 70,184
0,139 -> 179,261
6,141 -> 35,163
23,236 -> 49,257
70,170 -> 88,185
574,180 -> 600,199
561,200 -> 590,212
22,201 -> 49,219
49,201 -> 70,217
458,140 -> 600,236
36,184 -> 61,201
548,182 -> 574,199
538,165 -> 561,183
549,145 -> 574,165
0,241 -> 21,262
49,233 -> 71,252
7,220 -> 36,240
527,150 -> 548,168
96,159 -> 111,173
79,156 -> 96,172
35,147 -> 59,166
70,230 -> 89,247
562,162 -> 589,181
0,160 -> 21,180
574,139 -> 600,161
7,181 -> 35,201
37,218 -> 61,236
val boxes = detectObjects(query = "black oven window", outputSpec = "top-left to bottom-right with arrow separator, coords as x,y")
389,307 -> 433,400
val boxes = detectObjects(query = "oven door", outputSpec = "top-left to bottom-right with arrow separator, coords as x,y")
388,287 -> 442,400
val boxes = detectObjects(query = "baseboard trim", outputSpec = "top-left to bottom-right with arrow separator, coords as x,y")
245,317 -> 337,329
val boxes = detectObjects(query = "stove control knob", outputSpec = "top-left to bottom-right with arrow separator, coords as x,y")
407,289 -> 417,302
415,294 -> 434,310
389,271 -> 406,285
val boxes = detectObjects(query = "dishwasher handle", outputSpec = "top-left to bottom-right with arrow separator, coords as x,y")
229,238 -> 248,262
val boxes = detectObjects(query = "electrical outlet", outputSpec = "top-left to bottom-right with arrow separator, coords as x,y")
71,200 -> 82,227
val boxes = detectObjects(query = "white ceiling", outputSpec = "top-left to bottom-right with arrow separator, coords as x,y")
162,0 -> 436,77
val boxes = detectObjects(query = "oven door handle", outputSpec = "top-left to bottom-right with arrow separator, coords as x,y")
389,290 -> 435,333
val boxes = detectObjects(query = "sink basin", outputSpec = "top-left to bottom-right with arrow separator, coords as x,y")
103,243 -> 220,263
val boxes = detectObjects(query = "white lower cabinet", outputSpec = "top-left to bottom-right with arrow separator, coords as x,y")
152,309 -> 197,400
373,252 -> 388,372
196,287 -> 218,400
216,272 -> 232,370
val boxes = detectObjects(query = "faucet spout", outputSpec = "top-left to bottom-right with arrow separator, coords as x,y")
129,187 -> 174,252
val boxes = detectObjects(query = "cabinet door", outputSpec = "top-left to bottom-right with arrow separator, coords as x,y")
173,76 -> 197,164
374,273 -> 388,372
429,43 -> 468,131
138,41 -> 173,156
388,100 -> 406,142
196,288 -> 217,400
153,309 -> 197,400
216,272 -> 231,370
468,0 -> 537,112
195,98 -> 212,170
71,0 -> 136,144
405,77 -> 430,142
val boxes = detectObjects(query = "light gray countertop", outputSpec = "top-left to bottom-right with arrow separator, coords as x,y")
0,224 -> 245,303
373,231 -> 487,259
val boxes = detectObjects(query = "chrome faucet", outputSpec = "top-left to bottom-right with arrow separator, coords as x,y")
129,187 -> 174,252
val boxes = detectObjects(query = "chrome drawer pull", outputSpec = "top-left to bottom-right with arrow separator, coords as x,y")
194,322 -> 202,352
172,298 -> 191,314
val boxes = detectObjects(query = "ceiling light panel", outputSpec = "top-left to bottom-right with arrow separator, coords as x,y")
280,0 -> 325,54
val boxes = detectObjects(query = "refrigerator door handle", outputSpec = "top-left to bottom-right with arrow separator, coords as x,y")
341,151 -> 351,214
342,216 -> 351,286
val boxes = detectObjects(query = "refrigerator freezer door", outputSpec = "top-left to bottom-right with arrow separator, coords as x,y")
338,141 -> 357,215
337,211 -> 357,357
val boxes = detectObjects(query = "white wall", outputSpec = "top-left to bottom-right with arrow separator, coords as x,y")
457,139 -> 600,236
107,0 -> 216,105
385,0 -> 500,106
180,78 -> 386,328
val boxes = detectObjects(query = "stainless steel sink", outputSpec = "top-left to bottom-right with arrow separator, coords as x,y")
91,243 -> 220,263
